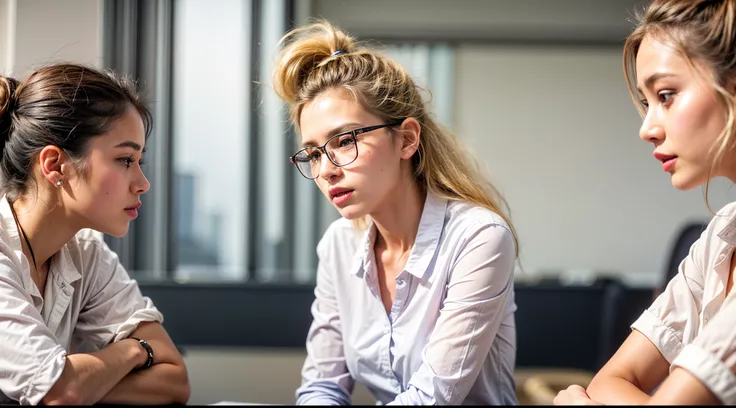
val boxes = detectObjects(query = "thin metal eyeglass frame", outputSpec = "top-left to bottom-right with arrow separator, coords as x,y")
289,120 -> 404,179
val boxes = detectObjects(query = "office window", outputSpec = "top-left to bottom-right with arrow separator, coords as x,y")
171,0 -> 249,282
104,0 -> 455,284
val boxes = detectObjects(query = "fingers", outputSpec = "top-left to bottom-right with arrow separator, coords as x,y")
553,384 -> 594,405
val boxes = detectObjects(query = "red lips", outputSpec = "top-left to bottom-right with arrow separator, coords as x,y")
124,201 -> 142,211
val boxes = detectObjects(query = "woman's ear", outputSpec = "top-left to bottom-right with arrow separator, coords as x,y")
398,118 -> 421,160
38,145 -> 66,188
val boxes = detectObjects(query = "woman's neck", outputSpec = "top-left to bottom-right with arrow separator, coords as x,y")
11,192 -> 77,279
370,175 -> 426,255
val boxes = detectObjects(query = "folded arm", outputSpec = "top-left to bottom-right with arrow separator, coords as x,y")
296,244 -> 353,405
0,267 -> 148,405
648,290 -> 736,405
584,330 -> 669,405
68,235 -> 189,404
42,338 -> 147,405
99,321 -> 190,404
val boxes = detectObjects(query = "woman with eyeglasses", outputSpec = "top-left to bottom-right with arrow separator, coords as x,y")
274,20 -> 519,405
554,0 -> 736,405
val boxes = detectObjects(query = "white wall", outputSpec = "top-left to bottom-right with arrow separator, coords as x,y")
0,0 -> 15,75
455,44 -> 735,285
313,0 -> 648,41
0,0 -> 101,77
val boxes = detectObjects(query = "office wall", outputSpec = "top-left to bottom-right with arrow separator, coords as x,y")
0,0 -> 12,74
312,0 -> 649,42
0,0 -> 101,76
454,44 -> 735,285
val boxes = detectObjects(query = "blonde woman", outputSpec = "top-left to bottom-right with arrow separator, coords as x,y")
555,0 -> 736,405
273,21 -> 519,405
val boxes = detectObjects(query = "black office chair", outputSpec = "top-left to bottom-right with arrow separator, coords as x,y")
656,221 -> 709,298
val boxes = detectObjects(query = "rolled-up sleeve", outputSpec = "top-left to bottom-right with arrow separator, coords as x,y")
389,222 -> 516,405
72,235 -> 163,350
0,255 -> 67,405
670,292 -> 736,404
631,225 -> 707,363
296,235 -> 353,406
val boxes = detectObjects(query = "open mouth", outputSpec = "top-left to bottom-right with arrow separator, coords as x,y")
331,190 -> 353,199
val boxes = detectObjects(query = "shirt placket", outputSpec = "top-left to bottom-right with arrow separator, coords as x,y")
363,259 -> 405,394
704,247 -> 733,328
385,271 -> 411,392
47,277 -> 73,334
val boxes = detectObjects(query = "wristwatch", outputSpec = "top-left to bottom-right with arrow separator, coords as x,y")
131,337 -> 154,371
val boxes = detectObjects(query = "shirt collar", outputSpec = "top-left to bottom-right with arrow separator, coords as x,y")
404,193 -> 447,279
349,192 -> 448,280
0,195 -> 81,287
717,205 -> 736,245
350,221 -> 377,276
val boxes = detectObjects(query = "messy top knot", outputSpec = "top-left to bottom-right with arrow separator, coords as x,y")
272,20 -> 357,108
0,76 -> 19,147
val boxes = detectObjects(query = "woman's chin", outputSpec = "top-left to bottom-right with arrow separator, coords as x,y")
670,171 -> 707,191
336,205 -> 366,221
102,223 -> 130,238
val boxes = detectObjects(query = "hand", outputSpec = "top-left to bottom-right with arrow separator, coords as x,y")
553,384 -> 601,405
126,338 -> 149,370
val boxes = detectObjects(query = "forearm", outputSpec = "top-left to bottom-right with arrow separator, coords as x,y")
388,386 -> 434,405
43,338 -> 144,405
100,362 -> 190,404
586,375 -> 652,405
646,368 -> 721,405
297,381 -> 352,405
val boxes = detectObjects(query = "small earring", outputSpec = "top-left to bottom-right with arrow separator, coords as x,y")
55,180 -> 62,187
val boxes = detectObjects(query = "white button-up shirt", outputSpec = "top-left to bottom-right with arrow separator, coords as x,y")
297,193 -> 518,405
632,201 -> 736,404
0,196 -> 163,405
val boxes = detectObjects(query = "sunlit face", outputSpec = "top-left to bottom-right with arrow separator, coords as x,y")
64,107 -> 150,237
298,89 -> 404,219
636,34 -> 730,190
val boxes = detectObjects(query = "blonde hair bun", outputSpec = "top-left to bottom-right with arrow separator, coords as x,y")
273,20 -> 357,105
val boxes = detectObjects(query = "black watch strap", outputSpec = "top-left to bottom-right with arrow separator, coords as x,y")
132,337 -> 154,371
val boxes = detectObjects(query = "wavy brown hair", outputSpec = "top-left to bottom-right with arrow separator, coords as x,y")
623,0 -> 736,209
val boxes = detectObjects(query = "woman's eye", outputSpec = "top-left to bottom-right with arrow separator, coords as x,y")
338,137 -> 355,148
658,91 -> 674,103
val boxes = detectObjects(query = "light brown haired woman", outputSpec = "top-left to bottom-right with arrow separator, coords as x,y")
555,0 -> 736,405
273,21 -> 519,405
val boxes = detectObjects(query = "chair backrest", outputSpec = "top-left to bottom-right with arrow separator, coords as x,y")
659,221 -> 709,296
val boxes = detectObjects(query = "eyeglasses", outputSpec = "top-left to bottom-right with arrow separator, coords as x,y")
289,120 -> 403,179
